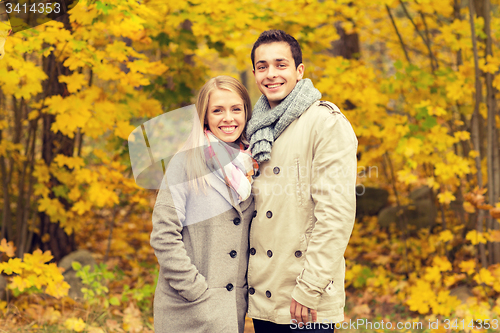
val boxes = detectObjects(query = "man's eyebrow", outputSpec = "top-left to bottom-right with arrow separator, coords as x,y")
255,58 -> 290,65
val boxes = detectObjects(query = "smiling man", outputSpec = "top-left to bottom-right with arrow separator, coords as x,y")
245,30 -> 358,332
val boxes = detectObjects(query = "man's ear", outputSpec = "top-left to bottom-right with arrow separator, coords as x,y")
296,63 -> 305,80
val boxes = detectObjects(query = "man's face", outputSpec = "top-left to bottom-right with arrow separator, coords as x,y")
253,42 -> 304,108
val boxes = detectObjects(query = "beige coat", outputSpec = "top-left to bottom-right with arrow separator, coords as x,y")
151,154 -> 255,333
247,100 -> 357,325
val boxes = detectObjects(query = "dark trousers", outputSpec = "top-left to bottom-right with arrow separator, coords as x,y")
253,319 -> 335,333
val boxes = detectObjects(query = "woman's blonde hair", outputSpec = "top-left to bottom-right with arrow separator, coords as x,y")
174,76 -> 252,193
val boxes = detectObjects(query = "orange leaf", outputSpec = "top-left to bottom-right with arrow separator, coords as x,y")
0,239 -> 16,257
489,230 -> 500,242
490,207 -> 500,219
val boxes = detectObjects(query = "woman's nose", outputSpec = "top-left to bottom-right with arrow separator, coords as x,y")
223,110 -> 234,122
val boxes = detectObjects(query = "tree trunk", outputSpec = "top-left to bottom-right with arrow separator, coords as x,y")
32,13 -> 76,262
483,0 -> 500,264
330,8 -> 360,111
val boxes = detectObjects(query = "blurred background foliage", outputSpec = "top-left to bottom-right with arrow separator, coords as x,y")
0,0 -> 500,331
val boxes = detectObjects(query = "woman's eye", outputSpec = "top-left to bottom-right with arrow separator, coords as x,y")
233,108 -> 242,112
213,109 -> 221,113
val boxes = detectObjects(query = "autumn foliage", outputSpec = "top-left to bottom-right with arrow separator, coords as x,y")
1,0 -> 500,331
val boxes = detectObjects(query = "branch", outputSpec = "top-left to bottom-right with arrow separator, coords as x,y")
419,10 -> 438,70
385,5 -> 412,64
399,0 -> 438,72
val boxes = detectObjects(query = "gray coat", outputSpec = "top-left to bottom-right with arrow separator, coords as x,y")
151,153 -> 255,333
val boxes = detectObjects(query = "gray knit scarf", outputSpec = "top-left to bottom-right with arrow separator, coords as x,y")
246,78 -> 321,163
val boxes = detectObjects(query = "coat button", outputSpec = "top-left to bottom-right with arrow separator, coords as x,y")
253,210 -> 257,218
273,167 -> 280,174
230,250 -> 237,258
250,248 -> 256,255
226,283 -> 234,291
266,290 -> 272,298
267,250 -> 273,258
249,287 -> 255,295
233,217 -> 241,225
295,251 -> 302,258
266,211 -> 272,218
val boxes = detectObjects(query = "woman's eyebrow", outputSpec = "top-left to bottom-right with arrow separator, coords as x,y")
210,103 -> 243,108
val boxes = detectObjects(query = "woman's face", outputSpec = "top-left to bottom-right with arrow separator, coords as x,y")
205,89 -> 246,143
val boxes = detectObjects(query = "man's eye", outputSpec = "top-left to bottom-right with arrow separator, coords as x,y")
278,64 -> 286,68
258,66 -> 266,70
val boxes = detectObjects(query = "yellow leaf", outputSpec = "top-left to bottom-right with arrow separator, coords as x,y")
115,121 -> 135,140
42,307 -> 61,325
428,106 -> 447,117
433,256 -> 452,271
437,191 -> 456,205
58,73 -> 87,93
0,257 -> 24,275
454,131 -> 470,141
466,230 -> 487,245
11,275 -> 30,292
53,155 -> 85,170
459,260 -> 476,275
64,317 -> 86,332
473,268 -> 496,286
438,230 -> 453,242
463,201 -> 475,213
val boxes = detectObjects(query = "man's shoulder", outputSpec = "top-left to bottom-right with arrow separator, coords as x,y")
303,100 -> 348,123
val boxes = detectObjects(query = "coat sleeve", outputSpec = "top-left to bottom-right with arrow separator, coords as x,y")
291,106 -> 357,310
150,163 -> 208,302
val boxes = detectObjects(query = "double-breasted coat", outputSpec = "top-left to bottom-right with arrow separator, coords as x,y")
247,100 -> 358,325
150,152 -> 255,333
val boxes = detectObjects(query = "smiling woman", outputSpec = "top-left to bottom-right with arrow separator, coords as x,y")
150,75 -> 258,333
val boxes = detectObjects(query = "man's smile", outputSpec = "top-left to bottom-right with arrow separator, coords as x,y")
265,83 -> 284,89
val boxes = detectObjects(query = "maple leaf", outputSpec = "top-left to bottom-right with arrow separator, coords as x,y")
489,206 -> 500,219
0,238 -> 16,257
488,230 -> 500,242
463,201 -> 476,213
106,319 -> 125,332
438,230 -> 454,242
459,260 -> 476,275
0,258 -> 24,275
123,303 -> 143,332
466,230 -> 487,245
42,307 -> 61,325
64,317 -> 86,332
437,191 -> 456,205
473,268 -> 496,286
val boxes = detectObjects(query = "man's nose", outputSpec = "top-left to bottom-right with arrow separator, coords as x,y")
267,65 -> 278,79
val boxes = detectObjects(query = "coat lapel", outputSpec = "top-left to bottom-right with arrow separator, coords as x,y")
206,173 -> 243,215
